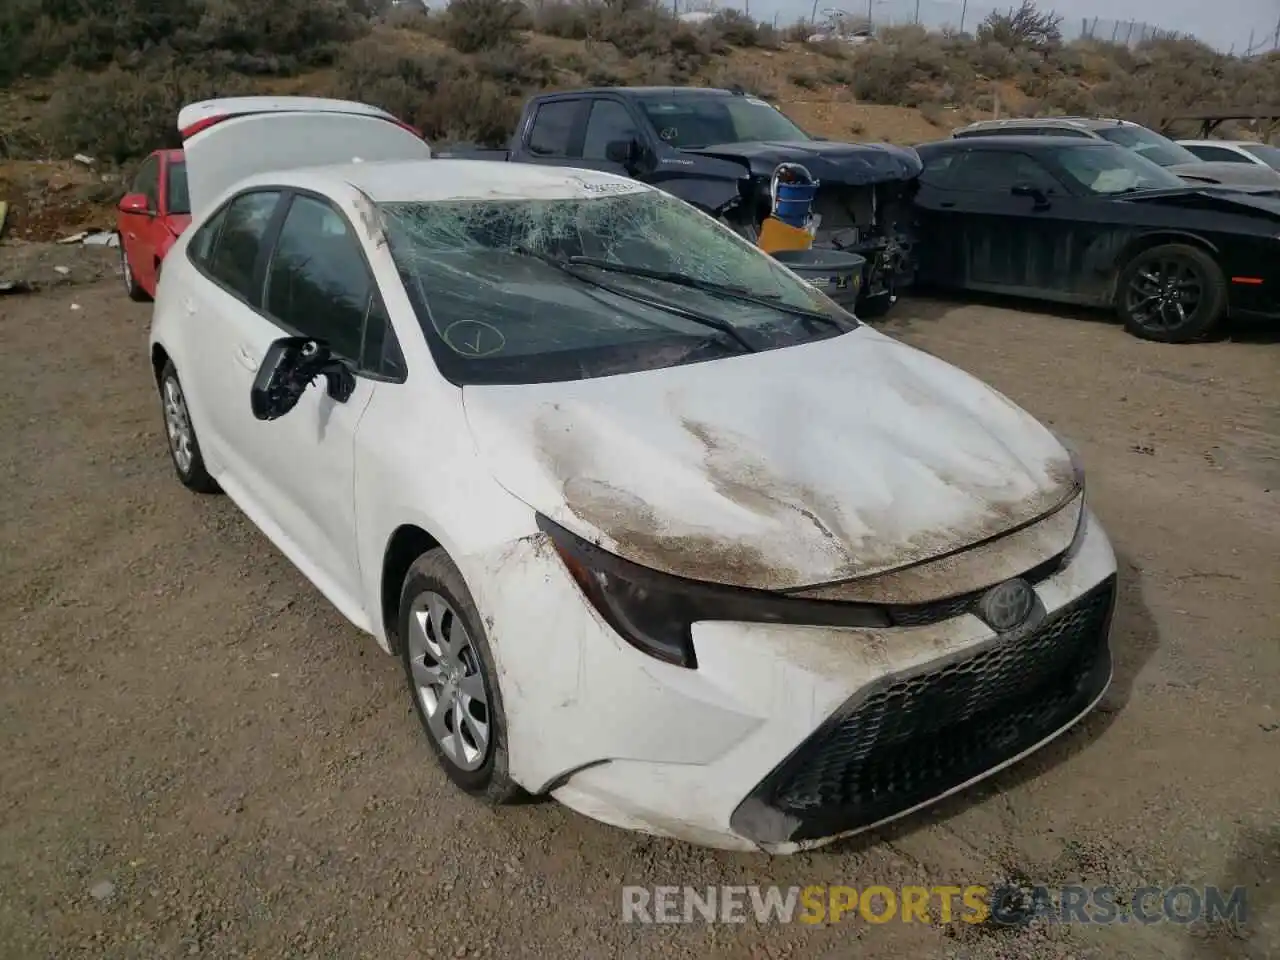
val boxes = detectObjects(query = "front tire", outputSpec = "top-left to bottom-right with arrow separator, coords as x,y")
158,360 -> 218,493
122,244 -> 151,302
399,550 -> 521,804
1116,243 -> 1226,343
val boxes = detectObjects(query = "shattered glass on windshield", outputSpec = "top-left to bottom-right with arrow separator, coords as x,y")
380,191 -> 853,385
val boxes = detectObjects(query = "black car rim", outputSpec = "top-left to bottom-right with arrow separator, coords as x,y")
1125,257 -> 1203,332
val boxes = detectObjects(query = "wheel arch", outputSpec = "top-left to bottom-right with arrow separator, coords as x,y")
1109,231 -> 1220,303
150,343 -> 171,387
380,523 -> 444,655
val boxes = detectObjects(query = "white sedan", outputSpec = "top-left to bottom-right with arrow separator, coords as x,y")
149,96 -> 1119,852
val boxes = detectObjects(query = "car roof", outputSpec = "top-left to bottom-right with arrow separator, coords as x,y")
923,135 -> 1114,150
230,158 -> 657,204
1177,139 -> 1256,147
955,117 -> 1133,134
546,86 -> 738,99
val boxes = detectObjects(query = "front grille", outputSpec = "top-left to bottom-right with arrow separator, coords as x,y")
730,576 -> 1116,845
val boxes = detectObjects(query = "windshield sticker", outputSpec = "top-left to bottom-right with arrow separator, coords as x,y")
659,128 -> 678,142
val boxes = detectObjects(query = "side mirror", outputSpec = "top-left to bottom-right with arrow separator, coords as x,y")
605,138 -> 640,168
1011,182 -> 1049,206
250,337 -> 356,422
118,192 -> 152,215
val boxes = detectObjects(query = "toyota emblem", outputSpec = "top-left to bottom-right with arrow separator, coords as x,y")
976,578 -> 1036,632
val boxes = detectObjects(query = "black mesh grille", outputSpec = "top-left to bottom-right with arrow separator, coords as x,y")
731,576 -> 1116,844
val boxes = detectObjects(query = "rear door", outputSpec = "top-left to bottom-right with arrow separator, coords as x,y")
182,188 -> 288,479
178,96 -> 431,217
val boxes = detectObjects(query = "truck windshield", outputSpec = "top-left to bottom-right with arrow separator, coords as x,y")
379,189 -> 854,386
635,95 -> 810,148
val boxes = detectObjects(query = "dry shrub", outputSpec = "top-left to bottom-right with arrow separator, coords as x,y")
1,0 -> 371,83
709,10 -> 767,48
438,0 -> 530,54
331,34 -> 518,144
45,63 -> 254,163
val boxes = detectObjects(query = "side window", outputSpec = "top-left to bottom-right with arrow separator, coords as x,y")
188,206 -> 227,265
527,101 -> 581,157
948,150 -> 1063,193
131,156 -> 161,211
204,191 -> 282,305
582,100 -> 641,161
1187,145 -> 1250,163
918,152 -> 956,187
362,293 -> 407,379
264,194 -> 372,365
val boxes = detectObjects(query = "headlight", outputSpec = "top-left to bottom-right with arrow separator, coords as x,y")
537,514 -> 890,669
1048,428 -> 1088,567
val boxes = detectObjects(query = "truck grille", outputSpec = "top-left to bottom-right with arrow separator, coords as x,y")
730,576 -> 1117,845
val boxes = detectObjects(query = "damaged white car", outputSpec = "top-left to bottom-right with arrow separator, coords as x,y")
149,97 -> 1119,852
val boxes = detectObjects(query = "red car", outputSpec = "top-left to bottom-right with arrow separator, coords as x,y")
116,149 -> 191,301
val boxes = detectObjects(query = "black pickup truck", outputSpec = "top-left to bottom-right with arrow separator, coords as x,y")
436,86 -> 923,315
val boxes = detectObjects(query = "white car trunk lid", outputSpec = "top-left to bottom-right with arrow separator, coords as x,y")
463,329 -> 1079,592
178,96 -> 432,216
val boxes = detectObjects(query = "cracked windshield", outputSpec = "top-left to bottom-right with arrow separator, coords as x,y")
380,189 -> 853,385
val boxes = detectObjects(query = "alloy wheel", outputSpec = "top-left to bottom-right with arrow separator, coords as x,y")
406,591 -> 491,772
162,376 -> 194,475
1125,256 -> 1203,333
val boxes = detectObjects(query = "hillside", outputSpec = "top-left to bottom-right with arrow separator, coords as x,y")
3,0 -> 1280,240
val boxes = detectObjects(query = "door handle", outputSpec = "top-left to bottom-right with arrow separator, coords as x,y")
182,298 -> 196,315
234,345 -> 258,371
938,201 -> 956,209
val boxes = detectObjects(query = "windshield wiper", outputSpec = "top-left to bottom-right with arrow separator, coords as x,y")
565,256 -> 846,329
510,245 -> 756,353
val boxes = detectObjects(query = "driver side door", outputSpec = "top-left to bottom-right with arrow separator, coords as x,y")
231,192 -> 407,615
928,148 -> 1076,295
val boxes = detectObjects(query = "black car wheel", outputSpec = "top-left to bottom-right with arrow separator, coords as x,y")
1116,243 -> 1226,343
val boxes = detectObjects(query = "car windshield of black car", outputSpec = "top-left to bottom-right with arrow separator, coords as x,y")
1053,144 -> 1185,194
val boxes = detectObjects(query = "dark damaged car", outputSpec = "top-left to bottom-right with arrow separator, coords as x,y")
912,135 -> 1280,342
436,86 -> 922,316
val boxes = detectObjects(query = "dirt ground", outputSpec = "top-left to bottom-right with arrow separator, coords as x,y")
0,261 -> 1277,959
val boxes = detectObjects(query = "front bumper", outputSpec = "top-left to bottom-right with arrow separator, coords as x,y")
469,507 -> 1117,852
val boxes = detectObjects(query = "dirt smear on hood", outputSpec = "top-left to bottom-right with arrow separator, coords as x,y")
537,408 -> 1080,592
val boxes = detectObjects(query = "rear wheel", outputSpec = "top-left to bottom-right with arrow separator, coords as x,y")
1116,243 -> 1225,343
122,245 -> 151,302
158,360 -> 218,493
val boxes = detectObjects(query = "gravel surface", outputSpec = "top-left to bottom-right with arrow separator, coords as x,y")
0,278 -> 1276,959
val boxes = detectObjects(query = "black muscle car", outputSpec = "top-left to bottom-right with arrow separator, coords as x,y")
911,135 -> 1280,342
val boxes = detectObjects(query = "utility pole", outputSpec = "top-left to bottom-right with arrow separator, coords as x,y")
959,0 -> 967,32
914,0 -> 920,24
866,0 -> 873,29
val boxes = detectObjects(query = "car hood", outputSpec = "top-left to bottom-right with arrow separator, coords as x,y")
679,140 -> 923,185
1122,184 -> 1280,219
462,329 -> 1078,591
1165,160 -> 1280,187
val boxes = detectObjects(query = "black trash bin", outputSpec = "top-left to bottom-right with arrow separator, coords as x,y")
769,248 -> 866,312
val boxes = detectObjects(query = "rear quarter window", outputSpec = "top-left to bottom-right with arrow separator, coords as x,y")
198,190 -> 283,306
